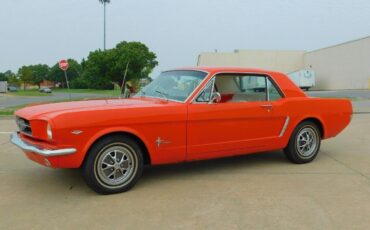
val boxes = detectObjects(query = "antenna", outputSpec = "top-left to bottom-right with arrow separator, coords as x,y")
120,61 -> 130,98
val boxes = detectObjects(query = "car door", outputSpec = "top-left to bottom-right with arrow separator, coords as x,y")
186,74 -> 286,161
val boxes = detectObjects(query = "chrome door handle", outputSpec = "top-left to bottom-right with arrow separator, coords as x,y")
260,104 -> 273,110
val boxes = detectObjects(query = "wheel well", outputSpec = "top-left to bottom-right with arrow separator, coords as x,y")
300,118 -> 324,138
84,132 -> 151,166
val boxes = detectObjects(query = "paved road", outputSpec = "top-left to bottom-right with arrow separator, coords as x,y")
0,115 -> 370,229
0,92 -> 115,109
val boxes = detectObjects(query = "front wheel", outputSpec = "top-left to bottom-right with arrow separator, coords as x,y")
82,135 -> 144,194
284,121 -> 321,164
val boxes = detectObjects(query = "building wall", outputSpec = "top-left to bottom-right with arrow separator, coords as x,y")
198,50 -> 305,74
304,36 -> 370,90
40,80 -> 55,88
197,36 -> 370,90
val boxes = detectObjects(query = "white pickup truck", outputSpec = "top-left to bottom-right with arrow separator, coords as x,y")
287,70 -> 315,91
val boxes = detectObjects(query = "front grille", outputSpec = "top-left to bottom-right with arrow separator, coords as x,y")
16,117 -> 32,136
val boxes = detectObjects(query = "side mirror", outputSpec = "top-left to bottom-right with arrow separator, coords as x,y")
209,92 -> 221,104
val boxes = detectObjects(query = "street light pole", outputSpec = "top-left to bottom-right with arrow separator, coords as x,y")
99,0 -> 110,50
103,1 -> 106,50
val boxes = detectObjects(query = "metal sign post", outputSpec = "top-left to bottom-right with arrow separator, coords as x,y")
63,70 -> 71,100
59,60 -> 71,100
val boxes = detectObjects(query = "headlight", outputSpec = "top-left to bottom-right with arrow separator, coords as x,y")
46,123 -> 53,140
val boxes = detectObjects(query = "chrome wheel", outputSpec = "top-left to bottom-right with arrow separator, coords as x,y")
296,127 -> 318,159
95,144 -> 138,188
284,121 -> 321,164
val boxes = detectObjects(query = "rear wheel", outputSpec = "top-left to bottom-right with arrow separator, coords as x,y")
284,121 -> 321,164
82,135 -> 143,194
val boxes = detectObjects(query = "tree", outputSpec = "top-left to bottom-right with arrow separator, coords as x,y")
0,72 -> 6,81
82,41 -> 158,89
1,70 -> 20,86
16,65 -> 50,89
81,49 -> 113,89
48,59 -> 82,88
99,0 -> 111,50
4,70 -> 15,78
7,75 -> 21,87
18,66 -> 33,90
29,64 -> 49,88
110,41 -> 158,89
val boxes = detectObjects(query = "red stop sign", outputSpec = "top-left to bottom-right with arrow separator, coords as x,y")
59,60 -> 69,71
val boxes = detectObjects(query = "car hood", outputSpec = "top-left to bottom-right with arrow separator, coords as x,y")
15,97 -> 170,120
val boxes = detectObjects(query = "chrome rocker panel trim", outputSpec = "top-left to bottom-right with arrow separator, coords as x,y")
10,132 -> 76,157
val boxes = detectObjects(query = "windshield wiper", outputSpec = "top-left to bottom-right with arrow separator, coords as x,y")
155,90 -> 168,101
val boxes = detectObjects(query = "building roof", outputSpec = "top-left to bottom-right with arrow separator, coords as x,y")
307,35 -> 370,53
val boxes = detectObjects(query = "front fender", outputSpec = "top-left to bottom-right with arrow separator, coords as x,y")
79,126 -> 152,167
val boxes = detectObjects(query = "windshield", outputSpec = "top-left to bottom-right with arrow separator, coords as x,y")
135,70 -> 208,102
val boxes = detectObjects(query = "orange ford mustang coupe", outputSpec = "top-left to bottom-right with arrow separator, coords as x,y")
11,67 -> 352,194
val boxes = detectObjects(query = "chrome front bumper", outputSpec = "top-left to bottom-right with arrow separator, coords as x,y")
10,132 -> 76,157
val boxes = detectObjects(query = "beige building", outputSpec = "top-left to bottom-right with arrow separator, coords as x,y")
198,36 -> 370,90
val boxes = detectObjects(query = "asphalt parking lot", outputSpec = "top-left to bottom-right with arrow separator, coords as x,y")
1,112 -> 370,229
0,92 -> 112,109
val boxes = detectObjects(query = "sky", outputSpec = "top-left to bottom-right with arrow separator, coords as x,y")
1,0 -> 369,77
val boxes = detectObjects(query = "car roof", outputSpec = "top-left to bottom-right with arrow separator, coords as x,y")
172,66 -> 282,75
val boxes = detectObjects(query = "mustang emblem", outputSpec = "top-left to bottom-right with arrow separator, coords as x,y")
155,137 -> 171,147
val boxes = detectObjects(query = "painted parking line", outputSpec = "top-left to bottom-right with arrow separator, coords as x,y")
0,132 -> 13,134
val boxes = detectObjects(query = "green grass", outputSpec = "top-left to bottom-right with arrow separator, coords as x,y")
9,89 -> 50,97
53,88 -> 121,96
0,105 -> 26,116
